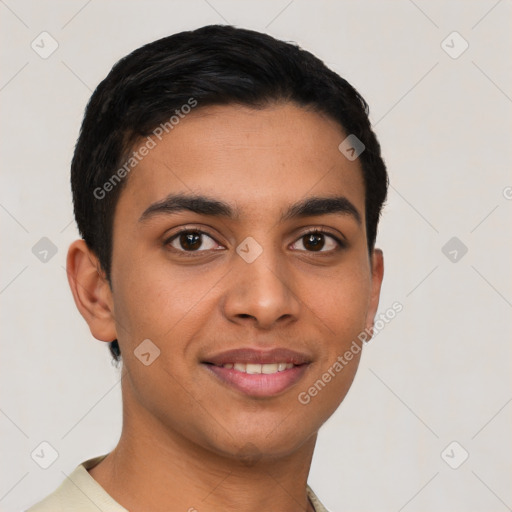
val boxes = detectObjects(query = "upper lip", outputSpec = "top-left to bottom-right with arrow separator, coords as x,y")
202,347 -> 312,366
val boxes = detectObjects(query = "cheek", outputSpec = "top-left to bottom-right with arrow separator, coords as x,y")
111,254 -> 223,346
300,262 -> 371,339
295,257 -> 370,411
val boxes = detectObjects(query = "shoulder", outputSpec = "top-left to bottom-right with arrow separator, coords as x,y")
307,485 -> 333,512
25,454 -> 126,512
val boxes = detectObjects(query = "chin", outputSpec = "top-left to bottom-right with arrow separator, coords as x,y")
201,419 -> 315,463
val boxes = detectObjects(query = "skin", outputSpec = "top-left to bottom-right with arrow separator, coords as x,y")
67,102 -> 384,512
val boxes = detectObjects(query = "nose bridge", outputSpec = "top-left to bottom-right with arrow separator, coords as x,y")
223,234 -> 300,327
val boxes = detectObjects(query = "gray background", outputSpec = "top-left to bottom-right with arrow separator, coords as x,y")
1,1 -> 511,511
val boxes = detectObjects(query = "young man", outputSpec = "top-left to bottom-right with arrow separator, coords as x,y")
28,24 -> 387,512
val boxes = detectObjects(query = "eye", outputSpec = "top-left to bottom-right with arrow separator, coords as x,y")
166,230 -> 221,252
290,229 -> 343,252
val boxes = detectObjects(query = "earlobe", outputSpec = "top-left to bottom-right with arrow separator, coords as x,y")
66,240 -> 117,342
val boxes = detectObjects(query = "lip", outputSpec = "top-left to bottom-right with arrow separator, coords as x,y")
202,347 -> 312,366
203,363 -> 310,398
201,347 -> 312,398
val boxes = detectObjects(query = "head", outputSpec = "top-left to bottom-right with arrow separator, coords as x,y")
67,25 -> 387,461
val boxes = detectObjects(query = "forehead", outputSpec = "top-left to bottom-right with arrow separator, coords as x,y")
117,102 -> 365,220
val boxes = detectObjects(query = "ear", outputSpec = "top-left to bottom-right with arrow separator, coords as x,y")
364,248 -> 384,334
66,239 -> 117,342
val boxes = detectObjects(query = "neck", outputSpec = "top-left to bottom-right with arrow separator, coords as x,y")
89,375 -> 318,512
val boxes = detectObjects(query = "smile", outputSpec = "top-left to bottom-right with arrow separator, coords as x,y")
217,362 -> 295,374
201,347 -> 312,397
202,361 -> 310,397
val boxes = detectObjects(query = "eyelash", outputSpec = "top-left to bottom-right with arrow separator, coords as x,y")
164,227 -> 345,255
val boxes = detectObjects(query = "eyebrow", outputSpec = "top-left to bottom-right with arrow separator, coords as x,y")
139,193 -> 362,225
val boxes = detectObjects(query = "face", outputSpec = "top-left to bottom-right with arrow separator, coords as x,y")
104,103 -> 383,460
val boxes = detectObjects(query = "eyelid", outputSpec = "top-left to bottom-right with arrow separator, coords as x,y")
295,226 -> 347,247
164,226 -> 225,252
163,225 -> 347,253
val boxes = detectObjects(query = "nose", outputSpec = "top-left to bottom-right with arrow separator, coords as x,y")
221,244 -> 301,330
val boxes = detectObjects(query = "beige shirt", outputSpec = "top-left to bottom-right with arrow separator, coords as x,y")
26,454 -> 330,512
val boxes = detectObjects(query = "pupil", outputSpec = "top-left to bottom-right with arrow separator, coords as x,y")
180,232 -> 202,250
304,233 -> 324,251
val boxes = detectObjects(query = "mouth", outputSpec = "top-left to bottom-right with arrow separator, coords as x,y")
209,361 -> 297,374
201,348 -> 312,398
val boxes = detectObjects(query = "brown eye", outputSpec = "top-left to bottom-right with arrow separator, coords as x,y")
303,233 -> 325,251
290,230 -> 342,252
167,230 -> 219,252
179,232 -> 202,250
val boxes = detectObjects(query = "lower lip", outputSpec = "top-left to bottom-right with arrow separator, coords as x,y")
203,364 -> 309,398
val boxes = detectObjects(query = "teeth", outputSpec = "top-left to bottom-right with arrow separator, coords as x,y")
261,363 -> 279,374
222,362 -> 294,374
246,363 -> 261,374
234,363 -> 246,372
